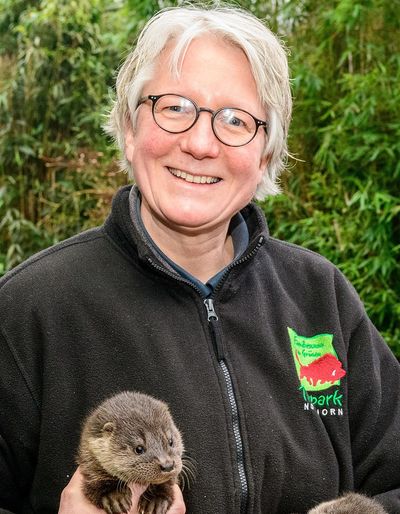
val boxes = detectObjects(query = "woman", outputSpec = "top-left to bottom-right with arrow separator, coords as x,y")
0,5 -> 399,514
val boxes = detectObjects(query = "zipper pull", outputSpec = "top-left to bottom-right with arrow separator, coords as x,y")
204,298 -> 218,321
204,299 -> 224,360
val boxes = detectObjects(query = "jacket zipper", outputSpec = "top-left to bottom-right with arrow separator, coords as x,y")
204,298 -> 248,514
147,235 -> 265,513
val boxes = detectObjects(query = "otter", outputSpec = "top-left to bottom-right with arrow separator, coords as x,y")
307,492 -> 387,513
77,391 -> 184,514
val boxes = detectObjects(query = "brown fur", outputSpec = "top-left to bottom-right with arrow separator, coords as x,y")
76,391 -> 184,514
307,492 -> 387,514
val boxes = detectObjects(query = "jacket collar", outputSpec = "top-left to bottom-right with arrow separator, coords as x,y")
103,185 -> 270,266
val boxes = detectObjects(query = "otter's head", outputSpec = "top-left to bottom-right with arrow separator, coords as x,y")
82,391 -> 184,485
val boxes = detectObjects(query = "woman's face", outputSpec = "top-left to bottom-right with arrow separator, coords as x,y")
125,36 -> 267,235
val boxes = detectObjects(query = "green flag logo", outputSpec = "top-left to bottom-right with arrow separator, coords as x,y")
288,327 -> 346,392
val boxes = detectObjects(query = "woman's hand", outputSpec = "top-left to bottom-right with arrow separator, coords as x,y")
58,468 -> 146,513
161,484 -> 186,514
58,467 -> 185,514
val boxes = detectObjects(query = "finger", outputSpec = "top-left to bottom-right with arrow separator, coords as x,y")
168,484 -> 186,513
127,483 -> 148,513
58,468 -> 104,513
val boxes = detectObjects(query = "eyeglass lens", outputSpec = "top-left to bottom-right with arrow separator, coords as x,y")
153,94 -> 260,146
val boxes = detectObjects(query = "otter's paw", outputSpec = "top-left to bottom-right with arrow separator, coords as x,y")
308,492 -> 387,514
138,483 -> 173,514
139,497 -> 171,514
101,487 -> 132,514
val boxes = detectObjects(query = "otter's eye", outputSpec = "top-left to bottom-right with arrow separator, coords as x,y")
135,445 -> 145,455
168,438 -> 174,447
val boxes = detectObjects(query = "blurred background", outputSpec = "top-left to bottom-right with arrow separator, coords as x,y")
0,0 -> 399,355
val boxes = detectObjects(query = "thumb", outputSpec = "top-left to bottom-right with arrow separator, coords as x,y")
168,484 -> 186,513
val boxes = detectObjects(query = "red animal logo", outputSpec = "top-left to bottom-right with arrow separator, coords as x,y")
296,352 -> 346,387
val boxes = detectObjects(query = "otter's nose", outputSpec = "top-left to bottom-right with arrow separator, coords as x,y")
160,461 -> 174,472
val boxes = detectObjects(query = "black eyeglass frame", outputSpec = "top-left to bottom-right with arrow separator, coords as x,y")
136,93 -> 268,147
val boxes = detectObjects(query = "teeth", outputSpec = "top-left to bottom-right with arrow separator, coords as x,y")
169,168 -> 219,184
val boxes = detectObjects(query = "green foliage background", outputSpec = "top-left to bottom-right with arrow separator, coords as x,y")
0,0 -> 399,353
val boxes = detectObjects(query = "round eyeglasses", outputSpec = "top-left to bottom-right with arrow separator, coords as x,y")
136,93 -> 268,147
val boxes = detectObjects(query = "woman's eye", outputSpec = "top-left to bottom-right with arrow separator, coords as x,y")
162,104 -> 191,115
229,116 -> 243,127
135,445 -> 146,454
167,105 -> 183,112
219,110 -> 249,130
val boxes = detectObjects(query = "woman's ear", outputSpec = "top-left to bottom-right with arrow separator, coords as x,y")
124,124 -> 135,164
257,152 -> 270,185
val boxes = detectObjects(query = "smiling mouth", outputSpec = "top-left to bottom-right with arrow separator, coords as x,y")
168,167 -> 221,184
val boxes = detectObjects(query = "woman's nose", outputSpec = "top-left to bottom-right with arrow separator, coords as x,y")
179,111 -> 220,159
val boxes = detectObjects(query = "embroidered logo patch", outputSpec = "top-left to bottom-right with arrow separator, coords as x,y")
288,327 -> 347,417
288,327 -> 346,391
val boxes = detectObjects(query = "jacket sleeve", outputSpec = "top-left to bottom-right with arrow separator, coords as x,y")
0,433 -> 20,514
0,329 -> 40,513
347,313 -> 400,513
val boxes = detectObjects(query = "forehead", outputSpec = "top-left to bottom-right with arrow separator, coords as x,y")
145,36 -> 262,112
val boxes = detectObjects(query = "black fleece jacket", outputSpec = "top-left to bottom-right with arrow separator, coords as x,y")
0,185 -> 399,514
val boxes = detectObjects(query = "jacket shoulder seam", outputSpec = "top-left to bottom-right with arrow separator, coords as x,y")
267,236 -> 333,263
0,229 -> 105,289
0,328 -> 40,413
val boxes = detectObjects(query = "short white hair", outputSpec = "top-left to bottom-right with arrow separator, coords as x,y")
105,4 -> 292,200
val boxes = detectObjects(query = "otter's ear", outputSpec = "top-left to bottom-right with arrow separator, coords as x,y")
102,422 -> 115,435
